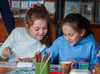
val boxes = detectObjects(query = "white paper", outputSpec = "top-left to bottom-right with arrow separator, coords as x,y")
0,62 -> 17,67
17,62 -> 33,68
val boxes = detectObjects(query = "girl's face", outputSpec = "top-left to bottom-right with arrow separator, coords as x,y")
27,19 -> 48,40
62,23 -> 85,46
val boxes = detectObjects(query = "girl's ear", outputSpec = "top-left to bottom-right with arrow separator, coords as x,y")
25,24 -> 29,29
80,29 -> 86,37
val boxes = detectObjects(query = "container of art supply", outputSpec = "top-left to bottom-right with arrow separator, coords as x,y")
74,62 -> 79,69
98,57 -> 100,67
78,58 -> 90,70
35,52 -> 52,74
98,47 -> 100,66
60,61 -> 72,74
35,62 -> 50,74
94,65 -> 100,73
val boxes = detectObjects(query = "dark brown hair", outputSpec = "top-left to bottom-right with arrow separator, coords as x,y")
61,13 -> 93,37
24,3 -> 52,47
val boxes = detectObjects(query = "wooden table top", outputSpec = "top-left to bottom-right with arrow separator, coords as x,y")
0,66 -> 18,74
0,65 -> 96,74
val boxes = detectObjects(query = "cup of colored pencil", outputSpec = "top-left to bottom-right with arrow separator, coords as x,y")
34,52 -> 52,74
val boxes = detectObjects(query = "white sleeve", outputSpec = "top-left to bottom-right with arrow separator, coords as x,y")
0,28 -> 17,58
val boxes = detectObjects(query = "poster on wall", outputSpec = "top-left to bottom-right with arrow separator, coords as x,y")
20,0 -> 28,19
28,0 -> 44,7
65,1 -> 81,17
44,1 -> 55,18
11,0 -> 20,18
82,2 -> 94,22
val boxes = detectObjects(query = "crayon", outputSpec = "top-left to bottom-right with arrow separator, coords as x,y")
41,54 -> 45,63
39,53 -> 52,74
8,48 -> 11,60
43,52 -> 48,63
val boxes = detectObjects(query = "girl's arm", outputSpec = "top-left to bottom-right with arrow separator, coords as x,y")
0,28 -> 17,58
90,42 -> 99,67
44,38 -> 60,64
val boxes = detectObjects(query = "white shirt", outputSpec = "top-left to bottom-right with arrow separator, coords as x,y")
0,27 -> 46,62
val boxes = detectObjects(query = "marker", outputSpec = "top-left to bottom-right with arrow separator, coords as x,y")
8,48 -> 11,60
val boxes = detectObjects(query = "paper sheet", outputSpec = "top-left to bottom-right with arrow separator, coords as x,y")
7,67 -> 35,74
0,62 -> 17,67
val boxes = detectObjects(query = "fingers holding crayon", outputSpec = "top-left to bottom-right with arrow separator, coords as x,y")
2,47 -> 13,57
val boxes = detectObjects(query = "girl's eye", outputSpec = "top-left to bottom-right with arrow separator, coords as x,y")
35,28 -> 39,31
43,28 -> 47,30
69,34 -> 74,36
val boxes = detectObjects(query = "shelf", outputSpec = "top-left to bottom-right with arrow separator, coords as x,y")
91,23 -> 100,28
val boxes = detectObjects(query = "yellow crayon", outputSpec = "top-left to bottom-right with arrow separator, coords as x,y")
41,54 -> 45,63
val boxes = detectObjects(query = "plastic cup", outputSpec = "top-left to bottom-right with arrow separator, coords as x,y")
94,65 -> 100,73
60,61 -> 72,74
35,62 -> 50,74
98,57 -> 100,66
78,58 -> 90,70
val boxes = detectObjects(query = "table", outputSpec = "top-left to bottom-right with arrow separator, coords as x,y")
0,65 -> 96,74
0,66 -> 18,74
0,66 -> 61,74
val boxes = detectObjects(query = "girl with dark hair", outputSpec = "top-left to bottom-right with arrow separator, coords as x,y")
45,13 -> 99,67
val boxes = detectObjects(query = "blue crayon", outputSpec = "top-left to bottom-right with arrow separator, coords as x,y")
43,52 -> 48,63
8,48 -> 11,60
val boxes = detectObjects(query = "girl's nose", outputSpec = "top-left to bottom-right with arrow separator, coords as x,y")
39,29 -> 44,34
66,36 -> 70,41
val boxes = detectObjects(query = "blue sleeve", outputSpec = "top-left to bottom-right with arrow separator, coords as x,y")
44,38 -> 60,64
90,42 -> 99,67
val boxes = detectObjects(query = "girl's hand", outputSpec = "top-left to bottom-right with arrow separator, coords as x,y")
67,59 -> 77,69
97,54 -> 100,57
2,47 -> 13,57
67,59 -> 77,64
14,58 -> 33,64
